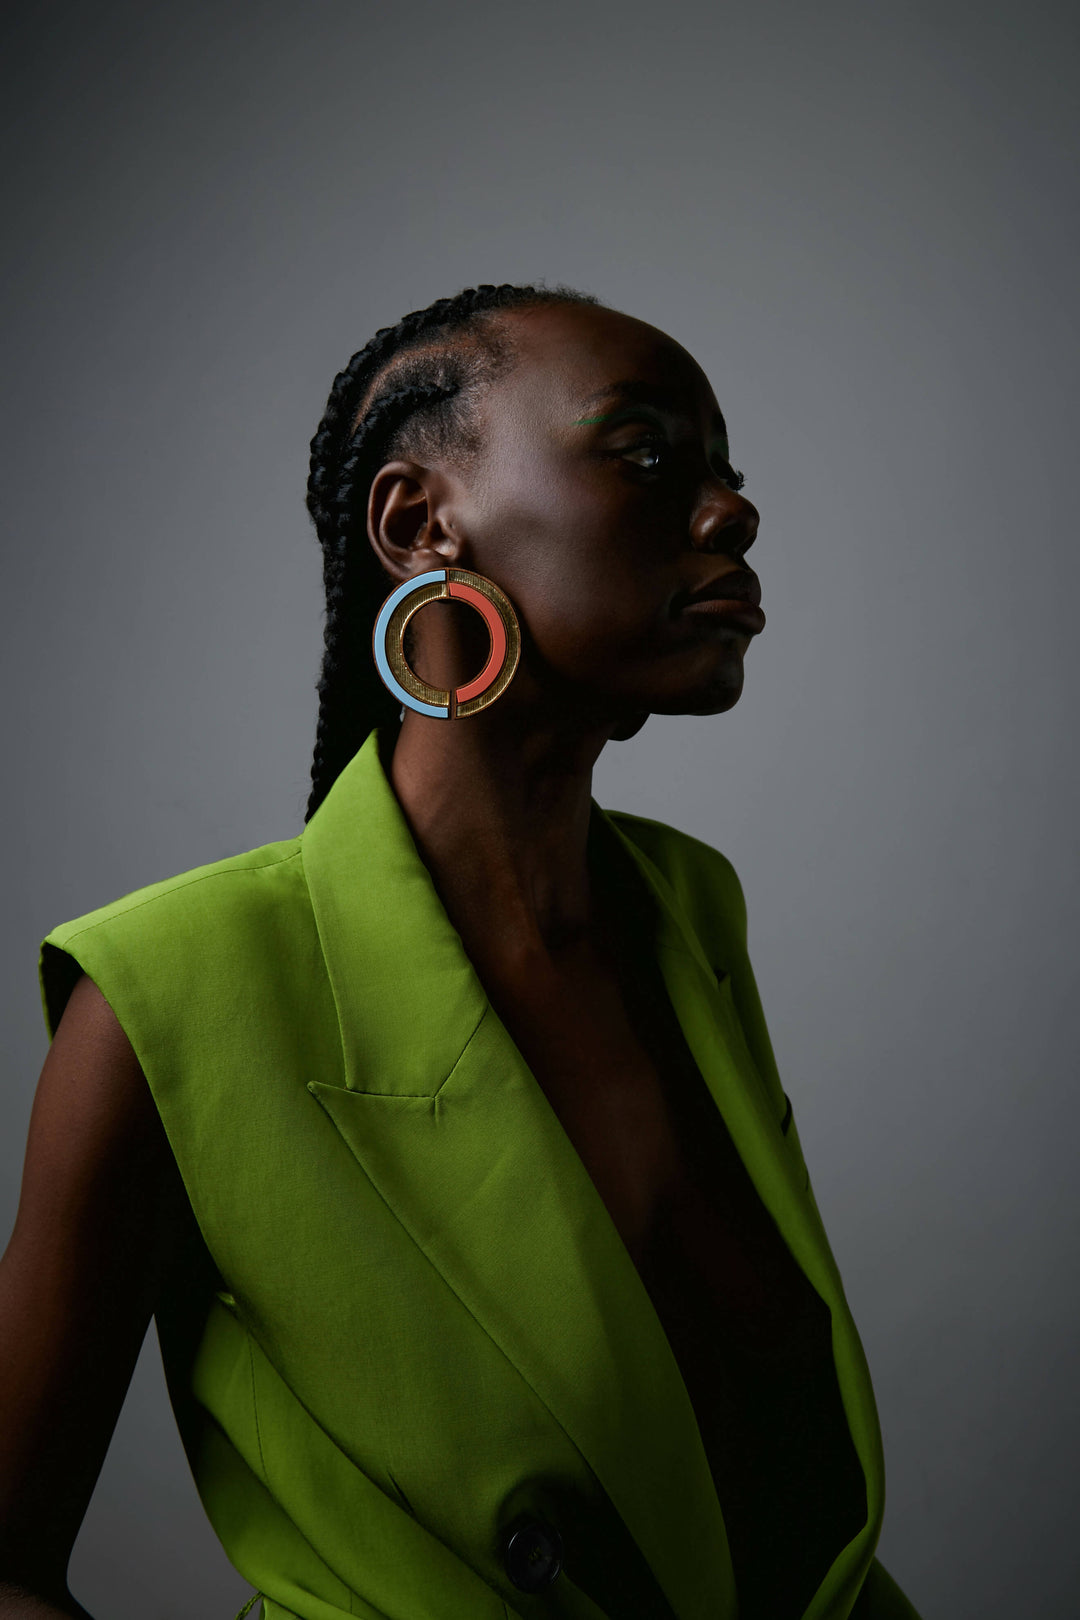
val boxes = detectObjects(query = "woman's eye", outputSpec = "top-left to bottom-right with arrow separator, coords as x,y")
617,436 -> 745,492
621,437 -> 668,470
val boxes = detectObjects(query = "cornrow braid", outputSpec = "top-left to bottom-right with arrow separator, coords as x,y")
304,282 -> 600,822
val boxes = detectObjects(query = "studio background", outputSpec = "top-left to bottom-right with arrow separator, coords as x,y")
2,2 -> 1077,1616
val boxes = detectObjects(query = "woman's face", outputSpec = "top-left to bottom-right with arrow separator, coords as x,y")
402,303 -> 762,730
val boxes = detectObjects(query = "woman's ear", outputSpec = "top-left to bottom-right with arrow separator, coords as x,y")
367,460 -> 462,581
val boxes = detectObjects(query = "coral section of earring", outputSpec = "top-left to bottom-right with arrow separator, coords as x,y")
372,568 -> 521,719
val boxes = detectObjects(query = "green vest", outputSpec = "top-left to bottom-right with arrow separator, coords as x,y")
39,733 -> 919,1620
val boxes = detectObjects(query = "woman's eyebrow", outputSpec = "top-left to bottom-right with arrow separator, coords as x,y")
573,380 -> 726,433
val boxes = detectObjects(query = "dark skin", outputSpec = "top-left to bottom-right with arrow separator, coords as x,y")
0,974 -> 190,1617
372,303 -> 761,1258
0,304 -> 768,1613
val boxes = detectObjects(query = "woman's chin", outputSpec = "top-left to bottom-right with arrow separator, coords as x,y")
651,669 -> 746,717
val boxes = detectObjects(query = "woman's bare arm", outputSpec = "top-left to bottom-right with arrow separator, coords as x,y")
0,974 -> 192,1616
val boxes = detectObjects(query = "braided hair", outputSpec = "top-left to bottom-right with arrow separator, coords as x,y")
304,282 -> 600,822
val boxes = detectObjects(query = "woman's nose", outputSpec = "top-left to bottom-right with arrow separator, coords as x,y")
689,484 -> 760,559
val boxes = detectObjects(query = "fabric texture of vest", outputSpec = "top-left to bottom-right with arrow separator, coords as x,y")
39,732 -> 921,1620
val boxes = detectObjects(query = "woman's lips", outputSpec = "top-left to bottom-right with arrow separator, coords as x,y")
680,598 -> 766,634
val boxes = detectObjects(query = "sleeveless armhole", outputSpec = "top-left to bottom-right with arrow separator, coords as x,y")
39,939 -> 90,1040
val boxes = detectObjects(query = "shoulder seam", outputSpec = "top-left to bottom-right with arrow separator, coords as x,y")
54,847 -> 303,947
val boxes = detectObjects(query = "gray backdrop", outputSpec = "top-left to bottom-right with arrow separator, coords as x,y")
2,1 -> 1077,1616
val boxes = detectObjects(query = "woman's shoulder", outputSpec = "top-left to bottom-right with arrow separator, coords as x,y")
46,835 -> 304,948
40,834 -> 307,1038
601,806 -> 749,940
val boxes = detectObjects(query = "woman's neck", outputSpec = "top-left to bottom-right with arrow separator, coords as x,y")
386,709 -> 611,963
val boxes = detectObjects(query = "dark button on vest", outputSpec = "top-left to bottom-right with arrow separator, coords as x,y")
503,1519 -> 564,1592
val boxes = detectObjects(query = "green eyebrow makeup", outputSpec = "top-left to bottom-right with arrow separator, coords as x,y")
573,408 -> 732,462
573,404 -> 669,429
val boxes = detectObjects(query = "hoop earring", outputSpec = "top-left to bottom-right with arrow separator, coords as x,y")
372,567 -> 521,720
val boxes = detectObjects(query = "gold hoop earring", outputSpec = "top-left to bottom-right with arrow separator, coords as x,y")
372,568 -> 521,719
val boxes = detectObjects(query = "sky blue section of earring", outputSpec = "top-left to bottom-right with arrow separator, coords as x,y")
372,569 -> 451,719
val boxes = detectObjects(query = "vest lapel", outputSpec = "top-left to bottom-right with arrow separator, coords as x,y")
603,818 -> 886,1618
301,734 -> 734,1618
300,733 -> 881,1620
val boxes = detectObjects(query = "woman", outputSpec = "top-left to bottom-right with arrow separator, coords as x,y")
0,284 -> 921,1619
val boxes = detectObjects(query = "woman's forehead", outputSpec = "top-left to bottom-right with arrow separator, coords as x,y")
493,303 -> 720,421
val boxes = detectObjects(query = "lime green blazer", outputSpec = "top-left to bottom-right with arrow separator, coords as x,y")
40,732 -> 920,1620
